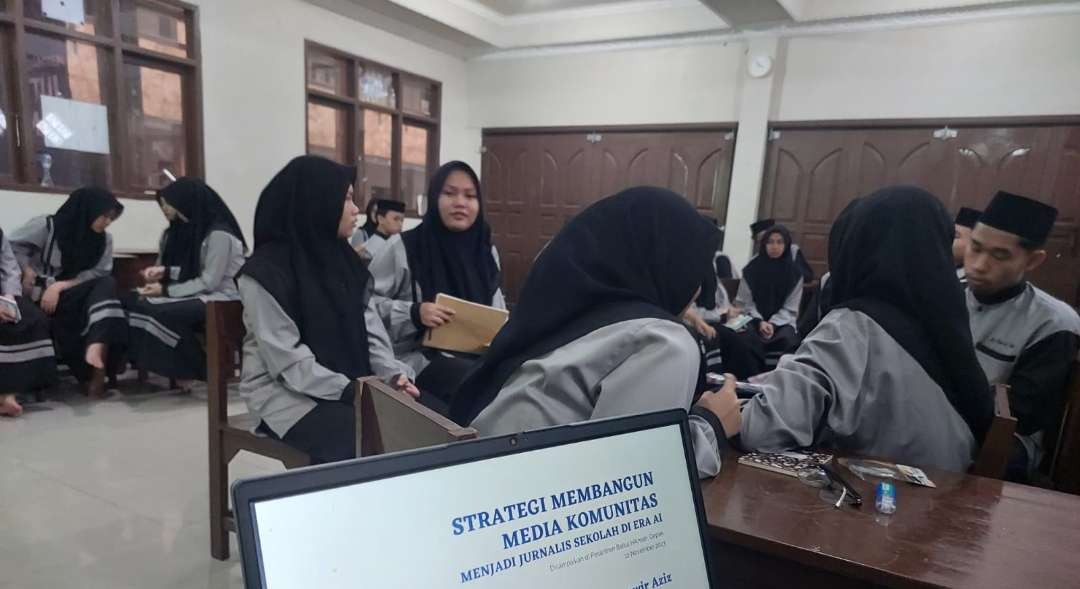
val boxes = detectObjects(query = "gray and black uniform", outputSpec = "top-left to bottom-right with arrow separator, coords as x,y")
968,283 -> 1080,479
0,229 -> 57,393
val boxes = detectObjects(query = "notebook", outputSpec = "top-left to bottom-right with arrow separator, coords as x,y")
737,451 -> 834,477
422,293 -> 509,354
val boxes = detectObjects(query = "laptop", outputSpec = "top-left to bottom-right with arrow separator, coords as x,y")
232,410 -> 717,588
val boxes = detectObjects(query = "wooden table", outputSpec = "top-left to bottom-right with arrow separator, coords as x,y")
702,453 -> 1080,588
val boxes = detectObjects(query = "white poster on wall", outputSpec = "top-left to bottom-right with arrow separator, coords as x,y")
37,96 -> 110,155
42,0 -> 86,25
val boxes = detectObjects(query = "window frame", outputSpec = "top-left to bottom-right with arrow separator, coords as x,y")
304,40 -> 441,212
0,0 -> 203,200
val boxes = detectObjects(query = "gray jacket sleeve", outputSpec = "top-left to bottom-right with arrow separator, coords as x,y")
490,245 -> 507,311
9,216 -> 47,271
589,320 -> 721,478
740,312 -> 867,451
73,233 -> 113,284
365,295 -> 417,381
0,236 -> 21,297
734,279 -> 759,320
369,237 -> 421,343
769,280 -> 803,327
166,232 -> 240,298
237,276 -> 350,401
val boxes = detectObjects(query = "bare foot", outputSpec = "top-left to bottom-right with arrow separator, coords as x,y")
85,343 -> 106,369
176,379 -> 195,393
0,394 -> 23,417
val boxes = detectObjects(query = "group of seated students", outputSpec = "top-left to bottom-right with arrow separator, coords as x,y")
2,153 -> 1077,487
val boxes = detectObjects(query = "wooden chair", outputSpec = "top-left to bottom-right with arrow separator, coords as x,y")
1049,355 -> 1080,494
971,384 -> 1018,479
206,301 -> 311,561
357,377 -> 478,456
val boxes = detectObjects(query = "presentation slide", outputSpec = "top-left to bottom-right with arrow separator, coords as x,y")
252,424 -> 710,588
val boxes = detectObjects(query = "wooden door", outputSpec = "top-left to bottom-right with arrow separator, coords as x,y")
482,127 -> 735,302
759,122 -> 1080,306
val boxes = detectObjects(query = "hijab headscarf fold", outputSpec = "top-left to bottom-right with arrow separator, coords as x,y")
52,187 -> 123,280
450,186 -> 720,424
237,156 -> 371,379
402,161 -> 499,304
742,224 -> 801,321
827,185 -> 993,444
157,178 -> 247,283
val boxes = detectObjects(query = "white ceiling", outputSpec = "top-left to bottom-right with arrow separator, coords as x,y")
308,0 -> 1080,57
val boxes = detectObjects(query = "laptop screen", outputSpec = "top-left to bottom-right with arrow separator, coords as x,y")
244,417 -> 712,588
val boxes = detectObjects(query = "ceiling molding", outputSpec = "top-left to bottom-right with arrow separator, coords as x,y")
474,0 -> 1080,60
449,0 -> 706,26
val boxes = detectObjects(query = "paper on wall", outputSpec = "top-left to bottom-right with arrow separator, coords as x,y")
42,0 -> 86,25
37,96 -> 110,155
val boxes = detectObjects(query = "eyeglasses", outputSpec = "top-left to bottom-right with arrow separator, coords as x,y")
798,465 -> 863,509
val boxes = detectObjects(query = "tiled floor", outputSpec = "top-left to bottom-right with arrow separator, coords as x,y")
0,376 -> 285,589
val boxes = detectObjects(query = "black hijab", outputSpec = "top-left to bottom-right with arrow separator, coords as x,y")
158,178 -> 247,283
742,224 -> 801,321
52,187 -> 123,280
402,161 -> 499,304
450,186 -> 720,424
361,199 -> 379,237
237,156 -> 371,379
827,186 -> 993,444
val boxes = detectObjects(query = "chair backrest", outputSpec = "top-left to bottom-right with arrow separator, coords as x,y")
971,384 -> 1018,479
720,278 -> 740,303
1050,354 -> 1080,494
207,301 -> 246,430
357,378 -> 478,456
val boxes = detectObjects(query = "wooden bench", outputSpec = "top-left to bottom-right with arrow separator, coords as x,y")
206,301 -> 311,561
1049,354 -> 1080,494
970,384 -> 1018,479
357,377 -> 478,456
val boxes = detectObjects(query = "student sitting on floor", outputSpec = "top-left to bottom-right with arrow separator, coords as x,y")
450,186 -> 725,477
10,188 -> 126,399
237,155 -> 417,464
963,191 -> 1080,482
368,161 -> 505,406
698,186 -> 994,472
729,224 -> 803,375
125,178 -> 247,387
0,227 -> 57,416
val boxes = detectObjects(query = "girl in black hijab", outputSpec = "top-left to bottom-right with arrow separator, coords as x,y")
236,155 -> 415,464
698,186 -> 993,472
367,161 -> 503,408
9,187 -> 125,397
124,178 -> 248,385
454,187 -> 728,477
1,227 -> 57,415
729,224 -> 803,375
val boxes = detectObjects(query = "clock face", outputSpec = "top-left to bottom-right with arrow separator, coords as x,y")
748,55 -> 773,78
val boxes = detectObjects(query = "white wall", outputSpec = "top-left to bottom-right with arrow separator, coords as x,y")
1,0 -> 473,250
776,14 -> 1080,120
467,43 -> 744,130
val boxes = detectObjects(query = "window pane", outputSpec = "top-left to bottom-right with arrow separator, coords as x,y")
119,0 -> 191,59
307,101 -> 348,164
361,110 -> 392,201
402,124 -> 429,206
0,28 -> 13,177
25,0 -> 112,37
402,78 -> 437,117
358,64 -> 395,109
25,33 -> 113,188
123,59 -> 187,190
307,51 -> 348,96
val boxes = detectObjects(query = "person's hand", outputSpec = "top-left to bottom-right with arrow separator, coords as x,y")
141,266 -> 166,282
137,283 -> 164,297
727,306 -> 742,319
0,296 -> 16,323
696,374 -> 741,437
419,302 -> 455,328
395,374 -> 420,399
21,267 -> 37,294
682,308 -> 716,341
759,321 -> 775,339
40,280 -> 71,315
